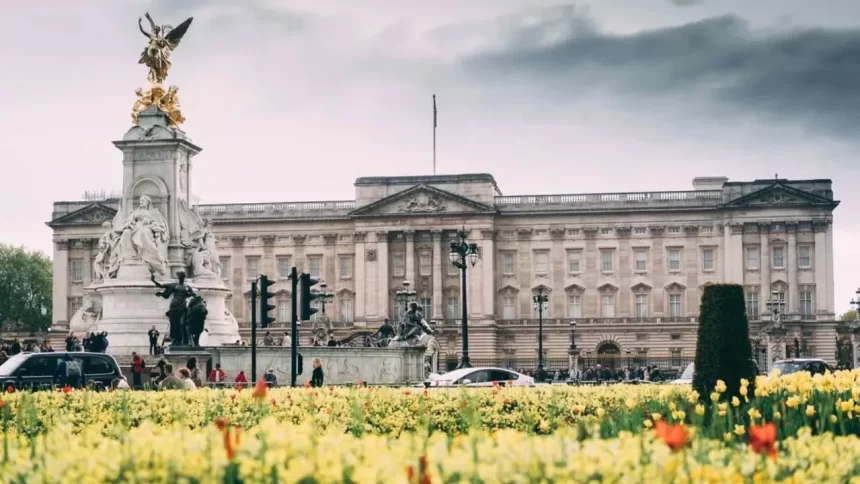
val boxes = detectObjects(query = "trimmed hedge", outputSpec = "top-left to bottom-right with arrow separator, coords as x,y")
693,284 -> 754,399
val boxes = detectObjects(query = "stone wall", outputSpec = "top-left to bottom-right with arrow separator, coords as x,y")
165,346 -> 426,385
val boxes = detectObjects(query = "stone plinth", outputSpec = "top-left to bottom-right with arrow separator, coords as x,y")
94,260 -> 240,357
167,346 -> 426,385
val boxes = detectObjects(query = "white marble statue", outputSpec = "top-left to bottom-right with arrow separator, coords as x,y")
115,194 -> 169,275
178,199 -> 221,278
93,221 -> 121,280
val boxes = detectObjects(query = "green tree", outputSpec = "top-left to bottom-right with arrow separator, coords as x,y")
0,244 -> 52,333
839,310 -> 857,322
693,284 -> 754,400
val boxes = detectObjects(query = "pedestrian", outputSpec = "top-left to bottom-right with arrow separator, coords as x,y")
158,364 -> 184,390
208,363 -> 226,385
186,357 -> 203,388
151,359 -> 168,387
177,367 -> 197,390
148,326 -> 160,356
281,332 -> 291,347
311,358 -> 324,388
234,370 -> 248,390
131,352 -> 146,389
56,354 -> 84,389
263,368 -> 277,387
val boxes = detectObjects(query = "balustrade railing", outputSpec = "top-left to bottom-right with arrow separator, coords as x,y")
198,200 -> 356,216
495,190 -> 722,207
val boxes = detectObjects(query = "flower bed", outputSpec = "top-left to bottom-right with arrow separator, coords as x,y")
1,371 -> 860,482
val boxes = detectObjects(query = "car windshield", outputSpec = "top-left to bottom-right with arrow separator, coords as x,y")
0,354 -> 28,375
679,363 -> 694,380
772,361 -> 806,375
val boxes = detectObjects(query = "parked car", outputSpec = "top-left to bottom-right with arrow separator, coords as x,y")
425,367 -> 535,387
771,358 -> 832,376
0,352 -> 124,391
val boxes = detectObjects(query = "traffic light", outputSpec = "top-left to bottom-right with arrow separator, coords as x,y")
299,273 -> 320,320
259,275 -> 276,328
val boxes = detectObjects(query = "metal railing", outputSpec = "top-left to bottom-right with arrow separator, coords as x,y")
443,356 -> 694,374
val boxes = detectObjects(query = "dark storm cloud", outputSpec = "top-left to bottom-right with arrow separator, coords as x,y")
462,10 -> 860,140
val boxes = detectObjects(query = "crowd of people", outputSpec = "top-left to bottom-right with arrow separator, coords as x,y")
0,339 -> 56,362
513,364 -> 672,383
64,331 -> 110,353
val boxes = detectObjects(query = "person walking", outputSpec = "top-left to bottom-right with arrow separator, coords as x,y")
158,364 -> 184,390
56,354 -> 85,389
311,358 -> 324,388
208,363 -> 226,386
131,352 -> 146,389
186,357 -> 203,388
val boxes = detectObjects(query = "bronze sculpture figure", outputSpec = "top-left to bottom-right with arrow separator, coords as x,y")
138,13 -> 193,85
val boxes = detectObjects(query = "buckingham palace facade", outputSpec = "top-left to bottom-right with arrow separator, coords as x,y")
48,173 -> 840,368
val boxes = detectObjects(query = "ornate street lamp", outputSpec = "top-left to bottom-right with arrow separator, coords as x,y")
395,280 -> 417,319
765,290 -> 786,327
317,281 -> 335,317
849,287 -> 860,322
533,288 -> 549,381
448,228 -> 479,369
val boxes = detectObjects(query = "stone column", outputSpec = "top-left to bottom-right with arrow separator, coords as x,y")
725,223 -> 744,284
52,239 -> 69,327
482,229 -> 496,320
431,230 -> 443,320
852,332 -> 860,369
825,221 -> 835,317
405,231 -> 415,284
787,223 -> 799,315
813,221 -> 828,317
81,239 -> 94,286
759,223 -> 771,315
230,237 -> 245,318
766,327 -> 787,372
376,231 -> 389,319
262,235 -> 276,279
469,229 -> 483,317
354,232 -> 367,321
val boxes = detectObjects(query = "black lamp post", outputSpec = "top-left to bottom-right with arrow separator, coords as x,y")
533,288 -> 549,380
395,280 -> 417,320
448,228 -> 479,369
849,287 -> 860,322
317,281 -> 335,317
766,290 -> 786,326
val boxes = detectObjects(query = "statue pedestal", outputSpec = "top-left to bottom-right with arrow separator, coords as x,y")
93,260 -> 240,357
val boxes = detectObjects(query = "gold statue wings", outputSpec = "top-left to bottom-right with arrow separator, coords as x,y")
138,13 -> 193,85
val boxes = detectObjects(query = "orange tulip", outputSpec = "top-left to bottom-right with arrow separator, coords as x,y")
749,423 -> 778,459
654,420 -> 689,451
251,378 -> 268,400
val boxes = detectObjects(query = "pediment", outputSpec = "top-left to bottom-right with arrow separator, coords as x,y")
335,288 -> 355,296
349,184 -> 496,217
531,284 -> 552,294
564,283 -> 585,294
47,203 -> 118,228
497,284 -> 520,294
631,283 -> 652,293
665,282 -> 686,292
722,183 -> 837,209
597,283 -> 618,293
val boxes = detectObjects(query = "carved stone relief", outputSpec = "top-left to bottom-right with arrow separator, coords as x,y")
366,249 -> 378,261
354,232 -> 367,243
398,193 -> 446,213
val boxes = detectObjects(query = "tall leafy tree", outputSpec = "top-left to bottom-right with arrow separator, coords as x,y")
0,244 -> 52,333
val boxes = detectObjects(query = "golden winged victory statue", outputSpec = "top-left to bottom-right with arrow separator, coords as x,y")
131,13 -> 193,127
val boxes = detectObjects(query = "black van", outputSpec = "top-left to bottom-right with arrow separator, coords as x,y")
0,352 -> 124,391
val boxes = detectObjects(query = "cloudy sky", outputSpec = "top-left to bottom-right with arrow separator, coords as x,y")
1,0 -> 858,313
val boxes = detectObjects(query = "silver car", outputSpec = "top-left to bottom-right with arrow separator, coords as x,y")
426,367 -> 535,387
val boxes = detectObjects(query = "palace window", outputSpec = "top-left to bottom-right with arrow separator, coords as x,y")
671,349 -> 682,367
634,227 -> 647,235
220,257 -> 230,280
246,257 -> 260,279
534,252 -> 549,275
746,246 -> 760,270
667,249 -> 681,272
419,296 -> 432,320
745,289 -> 760,320
600,250 -> 614,273
567,250 -> 581,273
702,249 -> 714,272
339,255 -> 353,279
502,253 -> 515,275
635,294 -> 648,318
277,256 -> 291,280
798,246 -> 812,268
800,290 -> 814,318
502,296 -> 516,319
601,295 -> 615,318
634,250 -> 647,272
772,246 -> 785,269
567,295 -> 582,318
445,296 -> 459,319
70,260 -> 83,283
419,252 -> 431,276
339,297 -> 354,323
668,294 -> 683,318
392,252 -> 405,277
277,299 -> 289,323
307,256 -> 321,278
532,296 -> 550,318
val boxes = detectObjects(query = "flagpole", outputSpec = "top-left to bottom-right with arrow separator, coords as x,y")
433,94 -> 437,175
